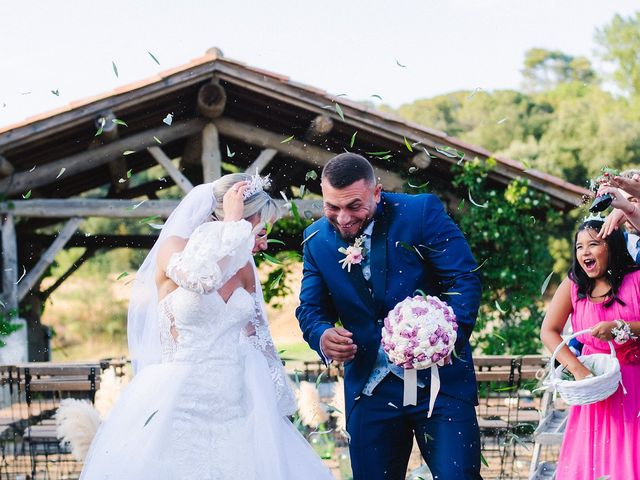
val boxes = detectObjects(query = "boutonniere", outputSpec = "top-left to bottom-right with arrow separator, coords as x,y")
338,235 -> 366,272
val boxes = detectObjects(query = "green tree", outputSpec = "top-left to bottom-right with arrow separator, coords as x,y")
451,158 -> 560,354
522,48 -> 596,92
595,12 -> 640,97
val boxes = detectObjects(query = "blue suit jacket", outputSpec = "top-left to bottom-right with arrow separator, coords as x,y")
296,192 -> 482,420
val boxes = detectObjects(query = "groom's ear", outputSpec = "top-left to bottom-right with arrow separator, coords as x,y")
374,183 -> 383,203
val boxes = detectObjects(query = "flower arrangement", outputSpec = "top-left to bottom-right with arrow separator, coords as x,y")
381,294 -> 458,413
338,235 -> 366,272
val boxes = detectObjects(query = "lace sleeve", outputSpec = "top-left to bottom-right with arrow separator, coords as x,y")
165,220 -> 254,294
243,293 -> 297,416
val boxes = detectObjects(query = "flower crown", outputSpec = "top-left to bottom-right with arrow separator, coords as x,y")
243,170 -> 272,199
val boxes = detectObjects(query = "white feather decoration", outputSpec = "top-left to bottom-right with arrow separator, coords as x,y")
331,377 -> 346,432
55,398 -> 101,461
94,368 -> 129,419
295,381 -> 329,428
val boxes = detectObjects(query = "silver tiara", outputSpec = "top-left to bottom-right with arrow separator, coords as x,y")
582,212 -> 606,223
243,170 -> 272,199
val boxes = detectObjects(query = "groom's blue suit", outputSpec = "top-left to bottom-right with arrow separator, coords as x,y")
297,192 -> 482,479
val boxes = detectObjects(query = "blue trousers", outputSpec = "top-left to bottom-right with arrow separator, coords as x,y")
347,374 -> 482,480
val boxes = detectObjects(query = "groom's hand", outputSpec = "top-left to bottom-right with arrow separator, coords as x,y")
320,327 -> 357,363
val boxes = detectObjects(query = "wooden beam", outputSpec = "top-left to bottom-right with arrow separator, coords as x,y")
0,118 -> 205,197
0,198 -> 323,219
245,148 -> 277,174
214,117 -> 405,191
18,217 -> 84,300
147,146 -> 194,194
41,248 -> 97,301
1,214 -> 18,312
201,123 -> 222,182
0,155 -> 15,178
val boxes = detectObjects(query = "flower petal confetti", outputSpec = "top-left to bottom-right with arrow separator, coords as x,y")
162,113 -> 173,126
15,266 -> 26,284
153,136 -> 162,144
112,61 -> 119,78
112,118 -> 128,127
395,59 -> 407,68
301,230 -> 319,245
370,94 -> 383,101
281,135 -> 295,144
349,131 -> 357,148
335,103 -> 345,121
139,214 -> 161,225
403,136 -> 413,152
143,410 -> 158,427
226,145 -> 235,158
51,89 -> 59,96
540,271 -> 554,296
22,190 -> 32,199
56,168 -> 66,179
496,117 -> 507,125
123,150 -> 135,156
116,272 -> 129,281
305,170 -> 318,181
468,190 -> 488,208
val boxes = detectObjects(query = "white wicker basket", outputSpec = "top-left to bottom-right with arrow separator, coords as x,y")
545,329 -> 623,406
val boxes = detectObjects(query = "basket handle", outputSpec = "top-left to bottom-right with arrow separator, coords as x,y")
549,328 -> 615,380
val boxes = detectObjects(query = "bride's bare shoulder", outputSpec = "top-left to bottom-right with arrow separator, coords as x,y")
157,236 -> 188,271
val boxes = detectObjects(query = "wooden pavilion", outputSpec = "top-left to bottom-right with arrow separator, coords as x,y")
0,48 -> 589,361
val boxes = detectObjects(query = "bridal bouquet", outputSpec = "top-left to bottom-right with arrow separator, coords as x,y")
381,294 -> 458,415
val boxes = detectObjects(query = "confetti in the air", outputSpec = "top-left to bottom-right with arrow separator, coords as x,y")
22,190 -> 32,199
153,136 -> 162,144
335,103 -> 345,121
395,59 -> 407,68
147,51 -> 160,65
116,272 -> 129,281
468,190 -> 488,208
403,137 -> 413,152
123,150 -> 135,156
349,131 -> 357,148
112,61 -> 119,78
540,272 -> 554,296
226,145 -> 235,158
497,118 -> 508,125
305,170 -> 318,181
495,301 -> 507,314
301,230 -> 319,245
15,266 -> 26,285
281,135 -> 295,144
370,94 -> 383,101
163,113 -> 173,126
112,118 -> 128,127
29,166 -> 36,172
51,89 -> 59,96
143,410 -> 158,427
56,168 -> 66,179
126,169 -> 133,178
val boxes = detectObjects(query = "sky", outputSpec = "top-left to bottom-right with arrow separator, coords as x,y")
0,0 -> 638,129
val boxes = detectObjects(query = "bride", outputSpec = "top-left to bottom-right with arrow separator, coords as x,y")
80,173 -> 334,479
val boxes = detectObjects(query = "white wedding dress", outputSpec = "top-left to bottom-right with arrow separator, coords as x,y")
81,220 -> 333,480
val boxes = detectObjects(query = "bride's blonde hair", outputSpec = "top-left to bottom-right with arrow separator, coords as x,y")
212,173 -> 280,226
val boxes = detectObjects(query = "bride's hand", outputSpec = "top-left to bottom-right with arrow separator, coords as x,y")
223,181 -> 250,221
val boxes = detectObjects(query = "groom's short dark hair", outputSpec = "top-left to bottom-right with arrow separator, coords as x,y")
322,153 -> 376,189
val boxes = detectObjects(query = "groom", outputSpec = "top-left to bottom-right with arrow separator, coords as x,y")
296,153 -> 483,479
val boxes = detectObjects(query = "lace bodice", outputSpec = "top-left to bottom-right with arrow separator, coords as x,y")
157,220 -> 296,415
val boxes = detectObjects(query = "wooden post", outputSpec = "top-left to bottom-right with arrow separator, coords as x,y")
0,213 -> 27,363
93,112 -> 129,193
147,146 -> 194,193
201,123 -> 222,182
245,149 -> 277,174
1,214 -> 18,312
18,217 -> 83,300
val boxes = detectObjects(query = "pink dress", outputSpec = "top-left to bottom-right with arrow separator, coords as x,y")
556,270 -> 640,480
